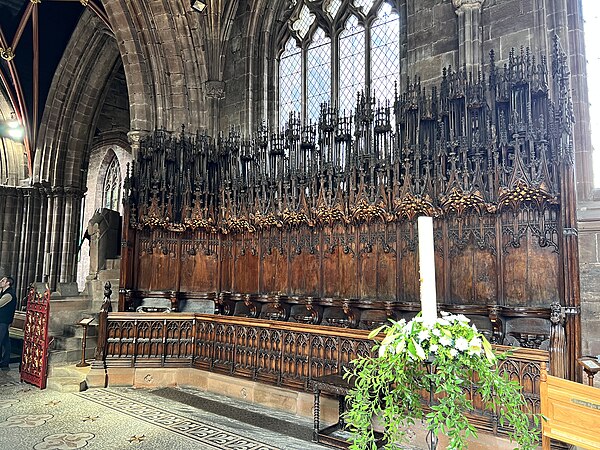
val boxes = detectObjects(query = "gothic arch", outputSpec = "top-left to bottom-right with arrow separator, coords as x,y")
102,0 -> 209,132
77,143 -> 132,290
33,10 -> 120,188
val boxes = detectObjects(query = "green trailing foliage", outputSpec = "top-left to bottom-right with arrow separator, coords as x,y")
343,312 -> 540,450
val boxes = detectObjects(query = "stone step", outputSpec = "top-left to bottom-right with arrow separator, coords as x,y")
52,334 -> 97,351
105,258 -> 121,270
46,377 -> 87,393
47,364 -> 91,392
48,347 -> 96,366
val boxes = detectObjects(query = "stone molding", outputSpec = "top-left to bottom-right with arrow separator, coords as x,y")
452,0 -> 485,9
205,80 -> 226,99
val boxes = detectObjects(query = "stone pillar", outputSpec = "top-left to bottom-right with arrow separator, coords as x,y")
206,80 -> 225,137
0,188 -> 18,277
48,187 -> 65,290
42,187 -> 54,284
59,187 -> 84,285
453,0 -> 485,73
30,186 -> 46,284
17,188 -> 34,296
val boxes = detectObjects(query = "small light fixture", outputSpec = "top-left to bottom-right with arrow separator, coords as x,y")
191,0 -> 207,12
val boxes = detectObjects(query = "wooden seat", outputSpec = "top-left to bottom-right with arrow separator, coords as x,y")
310,374 -> 354,449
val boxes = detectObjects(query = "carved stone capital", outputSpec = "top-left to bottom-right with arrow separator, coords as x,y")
205,80 -> 226,99
452,0 -> 485,9
127,130 -> 148,148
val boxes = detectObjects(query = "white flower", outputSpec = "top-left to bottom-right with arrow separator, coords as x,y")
468,337 -> 482,355
456,314 -> 469,323
430,344 -> 439,353
455,337 -> 469,352
440,311 -> 450,317
440,336 -> 452,347
418,330 -> 430,342
432,328 -> 441,337
450,349 -> 458,358
436,318 -> 451,327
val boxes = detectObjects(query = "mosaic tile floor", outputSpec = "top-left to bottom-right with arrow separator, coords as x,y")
0,363 -> 333,450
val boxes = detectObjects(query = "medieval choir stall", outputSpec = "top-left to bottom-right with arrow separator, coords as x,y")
95,40 -> 580,437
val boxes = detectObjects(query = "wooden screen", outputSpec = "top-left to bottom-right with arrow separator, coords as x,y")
120,42 -> 580,379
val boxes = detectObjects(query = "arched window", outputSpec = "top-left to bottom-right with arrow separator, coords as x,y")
278,0 -> 401,125
103,156 -> 121,211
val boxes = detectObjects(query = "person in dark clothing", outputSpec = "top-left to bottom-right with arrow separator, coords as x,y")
0,276 -> 17,371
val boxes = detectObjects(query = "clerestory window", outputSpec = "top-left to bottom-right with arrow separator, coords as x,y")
278,0 -> 400,125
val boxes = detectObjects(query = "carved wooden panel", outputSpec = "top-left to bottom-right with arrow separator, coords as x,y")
179,231 -> 219,292
233,234 -> 259,293
260,229 -> 288,294
289,226 -> 320,296
398,221 -> 419,302
100,313 -> 548,436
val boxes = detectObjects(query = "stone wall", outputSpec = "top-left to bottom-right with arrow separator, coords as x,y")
578,202 -> 600,364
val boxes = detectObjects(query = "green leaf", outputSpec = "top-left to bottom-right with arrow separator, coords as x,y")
482,336 -> 496,363
367,324 -> 385,339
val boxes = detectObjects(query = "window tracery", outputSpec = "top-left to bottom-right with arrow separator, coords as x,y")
103,156 -> 121,212
278,0 -> 401,124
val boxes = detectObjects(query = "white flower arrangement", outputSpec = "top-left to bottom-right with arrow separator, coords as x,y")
344,313 -> 539,450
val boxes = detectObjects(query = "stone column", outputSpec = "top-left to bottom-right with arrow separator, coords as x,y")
42,186 -> 54,283
453,0 -> 485,73
17,188 -> 34,295
48,187 -> 65,291
206,80 -> 226,137
31,186 -> 47,283
0,188 -> 18,277
59,187 -> 84,285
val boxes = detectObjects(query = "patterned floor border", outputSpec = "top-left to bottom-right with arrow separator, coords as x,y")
76,389 -> 279,450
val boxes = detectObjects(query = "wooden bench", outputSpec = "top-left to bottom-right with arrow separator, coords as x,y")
540,362 -> 600,450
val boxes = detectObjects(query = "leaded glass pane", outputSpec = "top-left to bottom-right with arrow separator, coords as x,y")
339,15 -> 365,114
307,28 -> 332,121
292,4 -> 316,39
325,0 -> 342,19
103,157 -> 121,211
371,3 -> 400,103
354,0 -> 375,14
279,38 -> 302,126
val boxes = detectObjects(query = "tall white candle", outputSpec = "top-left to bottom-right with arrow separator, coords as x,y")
418,216 -> 437,325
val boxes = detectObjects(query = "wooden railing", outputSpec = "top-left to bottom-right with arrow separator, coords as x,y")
98,310 -> 548,434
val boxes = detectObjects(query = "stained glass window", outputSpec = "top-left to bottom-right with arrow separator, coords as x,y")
307,28 -> 332,121
279,37 -> 302,126
292,4 -> 316,39
371,3 -> 400,103
354,0 -> 375,15
103,156 -> 121,211
339,15 -> 365,114
325,0 -> 342,19
278,1 -> 402,123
